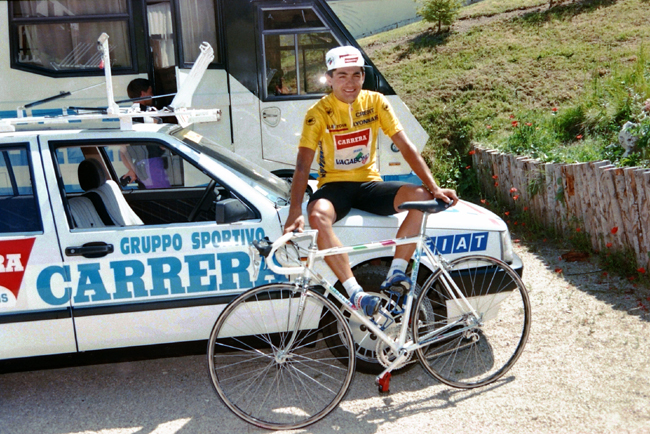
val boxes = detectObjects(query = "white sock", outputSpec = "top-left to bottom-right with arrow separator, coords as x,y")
388,258 -> 408,276
342,277 -> 363,298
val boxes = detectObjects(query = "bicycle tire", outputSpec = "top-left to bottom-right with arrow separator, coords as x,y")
207,283 -> 356,430
412,255 -> 531,388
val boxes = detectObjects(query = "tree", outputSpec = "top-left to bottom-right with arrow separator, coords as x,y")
417,0 -> 462,33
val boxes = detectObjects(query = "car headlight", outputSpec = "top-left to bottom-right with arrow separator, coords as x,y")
501,229 -> 515,264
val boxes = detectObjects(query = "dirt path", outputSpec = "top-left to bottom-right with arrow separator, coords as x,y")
1,240 -> 649,433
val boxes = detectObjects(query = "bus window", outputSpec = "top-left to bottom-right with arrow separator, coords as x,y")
262,7 -> 339,99
9,0 -> 133,75
178,0 -> 220,66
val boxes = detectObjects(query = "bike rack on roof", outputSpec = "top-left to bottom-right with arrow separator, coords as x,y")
0,33 -> 220,133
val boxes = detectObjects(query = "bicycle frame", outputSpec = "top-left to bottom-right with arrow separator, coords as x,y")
261,211 -> 483,378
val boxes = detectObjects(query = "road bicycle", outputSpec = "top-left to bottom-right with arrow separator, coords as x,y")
207,199 -> 531,430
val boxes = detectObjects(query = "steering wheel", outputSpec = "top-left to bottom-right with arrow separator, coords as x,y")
188,178 -> 217,222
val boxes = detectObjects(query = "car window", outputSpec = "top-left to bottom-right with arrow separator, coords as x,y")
53,142 -> 256,228
0,144 -> 43,233
172,128 -> 291,206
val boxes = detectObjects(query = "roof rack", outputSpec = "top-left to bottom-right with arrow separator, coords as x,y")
0,33 -> 220,133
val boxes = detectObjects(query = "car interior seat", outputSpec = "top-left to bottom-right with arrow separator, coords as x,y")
68,158 -> 144,228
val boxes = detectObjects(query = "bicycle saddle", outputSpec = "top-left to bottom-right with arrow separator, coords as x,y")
397,199 -> 451,214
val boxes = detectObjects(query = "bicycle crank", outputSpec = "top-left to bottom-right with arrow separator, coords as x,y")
375,324 -> 413,369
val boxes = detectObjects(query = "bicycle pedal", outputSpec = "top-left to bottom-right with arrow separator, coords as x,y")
377,372 -> 392,395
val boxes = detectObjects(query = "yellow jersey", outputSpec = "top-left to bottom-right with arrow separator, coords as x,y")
299,90 -> 403,187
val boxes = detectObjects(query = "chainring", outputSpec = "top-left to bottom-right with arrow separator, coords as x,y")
375,323 -> 414,369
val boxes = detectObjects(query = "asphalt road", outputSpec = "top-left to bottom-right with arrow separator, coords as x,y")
1,242 -> 649,434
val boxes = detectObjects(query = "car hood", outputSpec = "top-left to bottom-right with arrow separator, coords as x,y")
277,199 -> 507,232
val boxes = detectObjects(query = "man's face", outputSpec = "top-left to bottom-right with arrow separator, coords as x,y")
326,66 -> 365,104
140,86 -> 154,106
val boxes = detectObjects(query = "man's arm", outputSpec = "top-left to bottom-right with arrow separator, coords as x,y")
391,130 -> 459,205
284,147 -> 316,233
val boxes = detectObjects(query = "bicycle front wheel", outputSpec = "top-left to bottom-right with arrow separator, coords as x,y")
207,284 -> 356,430
413,256 -> 531,388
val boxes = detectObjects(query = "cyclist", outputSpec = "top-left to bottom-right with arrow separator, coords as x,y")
284,46 -> 458,317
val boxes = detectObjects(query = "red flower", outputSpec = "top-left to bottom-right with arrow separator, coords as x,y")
513,239 -> 520,243
492,175 -> 499,179
606,242 -> 613,248
576,227 -> 581,232
602,271 -> 608,276
494,182 -> 499,187
576,135 -> 583,140
469,150 -> 476,155
510,187 -> 518,193
505,211 -> 510,216
510,114 -> 515,119
523,206 -> 528,211
555,268 -> 563,273
512,121 -> 519,127
513,195 -> 520,200
486,125 -> 492,129
465,165 -> 471,169
611,227 -> 619,234
552,107 -> 558,112
638,267 -> 646,274
480,199 -> 487,204
525,122 -> 532,126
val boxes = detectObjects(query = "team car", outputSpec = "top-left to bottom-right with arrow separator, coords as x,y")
0,35 -> 522,373
0,118 -> 522,370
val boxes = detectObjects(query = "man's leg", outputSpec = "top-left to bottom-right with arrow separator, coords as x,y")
381,185 -> 433,294
308,198 -> 380,316
307,198 -> 352,282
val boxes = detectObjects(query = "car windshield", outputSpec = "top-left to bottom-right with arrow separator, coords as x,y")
170,127 -> 291,205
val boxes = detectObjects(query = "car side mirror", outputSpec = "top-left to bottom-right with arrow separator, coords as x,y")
216,198 -> 251,224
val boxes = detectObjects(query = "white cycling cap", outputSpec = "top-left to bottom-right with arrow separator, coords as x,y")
326,46 -> 364,71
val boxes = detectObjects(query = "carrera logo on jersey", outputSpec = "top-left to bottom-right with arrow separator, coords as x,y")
0,238 -> 36,308
334,129 -> 372,170
335,129 -> 370,150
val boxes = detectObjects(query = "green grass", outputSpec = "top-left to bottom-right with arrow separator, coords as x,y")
360,0 -> 650,197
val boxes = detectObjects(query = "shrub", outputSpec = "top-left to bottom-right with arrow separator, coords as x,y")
417,0 -> 462,33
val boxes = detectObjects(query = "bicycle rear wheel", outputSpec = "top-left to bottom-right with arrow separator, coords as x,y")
413,256 -> 531,388
207,283 -> 356,430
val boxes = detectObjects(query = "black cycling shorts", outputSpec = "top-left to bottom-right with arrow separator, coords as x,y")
308,181 -> 408,222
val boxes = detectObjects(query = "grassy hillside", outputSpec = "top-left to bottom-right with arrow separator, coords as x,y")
359,0 -> 650,196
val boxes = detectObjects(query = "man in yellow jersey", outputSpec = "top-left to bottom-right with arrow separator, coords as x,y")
284,46 -> 459,316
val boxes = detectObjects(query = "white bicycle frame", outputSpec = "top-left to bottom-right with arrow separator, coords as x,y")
255,213 -> 484,380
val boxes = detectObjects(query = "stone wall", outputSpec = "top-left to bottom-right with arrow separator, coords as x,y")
471,145 -> 650,269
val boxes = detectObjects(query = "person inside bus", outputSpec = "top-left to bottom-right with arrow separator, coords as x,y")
283,46 -> 459,317
127,78 -> 156,113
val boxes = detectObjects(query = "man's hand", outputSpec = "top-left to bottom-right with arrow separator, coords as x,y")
284,212 -> 305,234
430,186 -> 459,207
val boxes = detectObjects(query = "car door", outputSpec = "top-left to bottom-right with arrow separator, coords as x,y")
40,131 -> 284,352
0,137 -> 76,360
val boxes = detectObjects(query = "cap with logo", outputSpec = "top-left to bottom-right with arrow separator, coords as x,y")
326,46 -> 365,71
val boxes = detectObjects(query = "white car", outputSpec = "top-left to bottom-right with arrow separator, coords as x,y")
0,120 -> 522,373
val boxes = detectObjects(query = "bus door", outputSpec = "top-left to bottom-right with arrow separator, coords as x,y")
145,1 -> 177,107
144,1 -> 232,148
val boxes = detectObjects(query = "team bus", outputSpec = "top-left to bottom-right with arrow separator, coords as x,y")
1,0 -> 428,182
